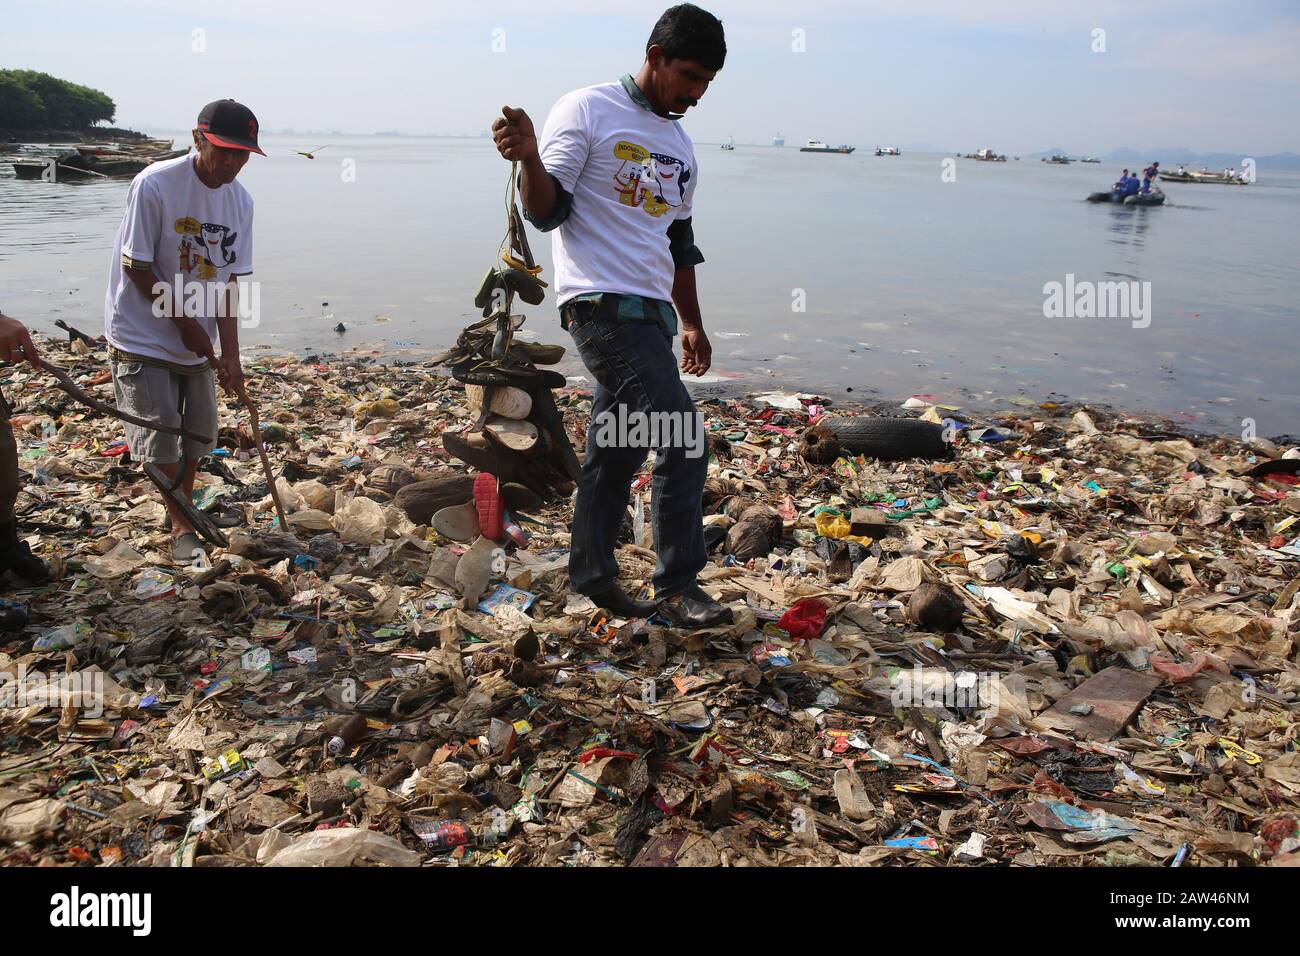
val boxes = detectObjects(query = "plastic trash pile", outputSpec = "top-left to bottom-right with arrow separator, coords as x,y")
1,335 -> 1297,867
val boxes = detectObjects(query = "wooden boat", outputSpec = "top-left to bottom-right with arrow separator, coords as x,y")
1158,170 -> 1247,185
11,159 -> 105,182
10,150 -> 151,182
800,139 -> 855,154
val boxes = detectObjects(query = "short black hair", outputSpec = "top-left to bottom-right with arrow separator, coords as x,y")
647,4 -> 726,71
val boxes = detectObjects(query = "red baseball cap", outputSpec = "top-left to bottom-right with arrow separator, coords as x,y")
196,99 -> 265,155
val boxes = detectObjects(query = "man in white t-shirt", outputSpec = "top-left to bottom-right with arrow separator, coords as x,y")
104,98 -> 262,561
492,4 -> 732,628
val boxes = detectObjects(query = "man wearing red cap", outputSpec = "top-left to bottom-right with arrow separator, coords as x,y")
104,99 -> 263,561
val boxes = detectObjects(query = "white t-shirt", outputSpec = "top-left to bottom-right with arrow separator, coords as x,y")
103,152 -> 254,365
538,80 -> 698,306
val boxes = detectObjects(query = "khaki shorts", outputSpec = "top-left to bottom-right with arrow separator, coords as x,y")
111,360 -> 218,464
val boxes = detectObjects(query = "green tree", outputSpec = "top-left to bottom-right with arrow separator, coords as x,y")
0,70 -> 115,129
0,73 -> 46,128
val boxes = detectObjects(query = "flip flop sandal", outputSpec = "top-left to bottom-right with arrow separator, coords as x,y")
432,501 -> 481,542
474,472 -> 505,541
210,504 -> 246,528
483,415 -> 538,452
473,267 -> 500,311
455,534 -> 503,602
505,342 -> 566,365
508,205 -> 537,270
172,532 -> 207,564
465,383 -> 533,420
501,509 -> 529,547
491,311 -> 514,360
442,431 -> 503,477
500,482 -> 542,512
529,388 -> 582,482
451,363 -> 567,391
499,267 -> 547,305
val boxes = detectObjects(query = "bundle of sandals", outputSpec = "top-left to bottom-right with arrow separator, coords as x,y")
423,164 -> 581,562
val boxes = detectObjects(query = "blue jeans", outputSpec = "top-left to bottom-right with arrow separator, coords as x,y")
565,303 -> 708,599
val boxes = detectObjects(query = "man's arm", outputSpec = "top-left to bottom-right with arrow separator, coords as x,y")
214,279 -> 244,393
672,265 -> 712,377
493,101 -> 588,231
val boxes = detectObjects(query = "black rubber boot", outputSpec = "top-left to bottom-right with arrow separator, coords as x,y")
0,520 -> 48,583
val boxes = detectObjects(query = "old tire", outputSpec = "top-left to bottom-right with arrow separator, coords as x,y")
820,417 -> 950,461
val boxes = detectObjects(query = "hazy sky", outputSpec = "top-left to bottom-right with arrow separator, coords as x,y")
3,0 -> 1298,154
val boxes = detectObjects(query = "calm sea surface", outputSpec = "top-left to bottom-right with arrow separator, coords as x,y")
3,133 -> 1297,435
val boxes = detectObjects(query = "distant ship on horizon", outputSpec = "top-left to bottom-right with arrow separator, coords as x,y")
772,132 -> 785,147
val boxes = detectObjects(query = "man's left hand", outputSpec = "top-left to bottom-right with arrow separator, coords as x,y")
216,352 -> 243,394
680,327 -> 712,377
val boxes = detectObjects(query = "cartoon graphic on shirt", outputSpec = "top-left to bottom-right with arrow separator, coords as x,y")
612,140 -> 690,218
173,216 -> 238,280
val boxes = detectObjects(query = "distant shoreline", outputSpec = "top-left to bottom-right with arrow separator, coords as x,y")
0,125 -> 155,145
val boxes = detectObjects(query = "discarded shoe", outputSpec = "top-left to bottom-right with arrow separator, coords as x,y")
655,585 -> 734,629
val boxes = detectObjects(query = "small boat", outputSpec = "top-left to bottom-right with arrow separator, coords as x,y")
1086,187 -> 1166,206
1043,154 -> 1072,164
800,139 -> 855,154
1158,170 -> 1247,185
9,148 -> 152,182
874,146 -> 900,156
771,132 -> 785,147
1080,156 -> 1101,163
11,159 -> 105,182
720,137 -> 735,151
964,148 -> 1007,162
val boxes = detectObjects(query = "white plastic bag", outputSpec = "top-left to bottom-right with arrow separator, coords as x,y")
332,494 -> 387,545
264,827 -> 421,867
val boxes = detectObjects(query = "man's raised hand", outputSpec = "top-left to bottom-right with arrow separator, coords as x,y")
492,106 -> 537,163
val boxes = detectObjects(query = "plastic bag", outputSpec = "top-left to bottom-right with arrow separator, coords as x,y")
332,494 -> 387,545
264,826 -> 421,867
777,597 -> 827,641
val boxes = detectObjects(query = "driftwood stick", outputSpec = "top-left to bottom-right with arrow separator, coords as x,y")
30,356 -> 212,443
234,380 -> 289,530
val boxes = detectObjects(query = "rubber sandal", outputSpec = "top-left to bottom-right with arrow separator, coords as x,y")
172,532 -> 206,564
474,472 -> 505,541
433,501 -> 481,542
